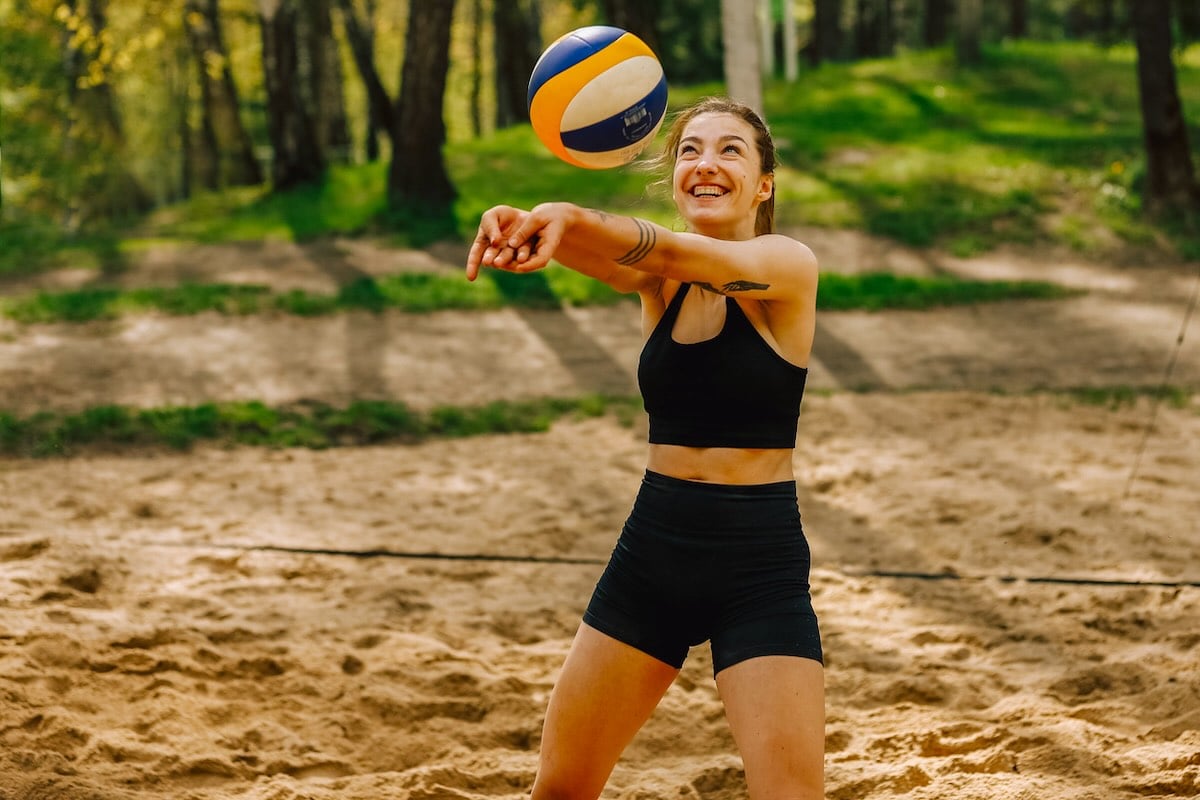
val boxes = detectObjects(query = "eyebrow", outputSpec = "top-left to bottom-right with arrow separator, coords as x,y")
679,134 -> 750,147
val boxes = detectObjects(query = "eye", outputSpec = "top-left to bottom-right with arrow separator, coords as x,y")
723,144 -> 742,155
678,143 -> 698,156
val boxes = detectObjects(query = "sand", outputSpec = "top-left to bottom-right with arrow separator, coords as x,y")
1,231 -> 1198,799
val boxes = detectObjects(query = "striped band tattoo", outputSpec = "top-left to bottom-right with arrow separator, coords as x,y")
615,219 -> 656,266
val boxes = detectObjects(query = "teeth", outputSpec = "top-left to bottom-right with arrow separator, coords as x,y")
693,186 -> 725,197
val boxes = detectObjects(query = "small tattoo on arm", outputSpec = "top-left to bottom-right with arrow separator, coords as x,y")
722,280 -> 770,292
696,280 -> 771,294
616,219 -> 656,266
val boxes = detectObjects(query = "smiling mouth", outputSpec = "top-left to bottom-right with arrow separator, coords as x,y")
691,186 -> 727,198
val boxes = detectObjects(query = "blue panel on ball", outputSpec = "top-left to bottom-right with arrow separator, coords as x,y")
527,26 -> 627,108
559,76 -> 668,153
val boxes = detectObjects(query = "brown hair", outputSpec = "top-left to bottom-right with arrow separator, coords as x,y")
650,96 -> 777,236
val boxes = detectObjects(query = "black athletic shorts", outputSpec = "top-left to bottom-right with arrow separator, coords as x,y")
583,470 -> 823,675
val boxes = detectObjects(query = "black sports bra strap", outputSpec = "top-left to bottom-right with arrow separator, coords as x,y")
665,282 -> 691,319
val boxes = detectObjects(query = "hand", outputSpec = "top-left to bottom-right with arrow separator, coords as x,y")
465,205 -> 533,281
465,203 -> 572,281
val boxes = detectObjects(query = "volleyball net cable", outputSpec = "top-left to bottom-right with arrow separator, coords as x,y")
137,540 -> 1200,588
1123,259 -> 1200,499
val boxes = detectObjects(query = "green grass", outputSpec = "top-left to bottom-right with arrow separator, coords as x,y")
4,386 -> 1191,457
0,396 -> 643,457
1061,385 -> 1195,410
815,272 -> 1075,310
0,271 -> 1074,323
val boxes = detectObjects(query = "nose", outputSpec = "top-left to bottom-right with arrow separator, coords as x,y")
695,157 -> 718,175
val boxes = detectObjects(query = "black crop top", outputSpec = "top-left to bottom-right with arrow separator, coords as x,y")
637,283 -> 808,449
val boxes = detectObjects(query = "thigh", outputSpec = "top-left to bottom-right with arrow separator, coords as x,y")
716,656 -> 825,800
532,622 -> 680,800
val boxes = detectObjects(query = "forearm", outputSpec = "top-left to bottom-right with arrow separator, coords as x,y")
550,203 -> 676,279
552,204 -> 767,294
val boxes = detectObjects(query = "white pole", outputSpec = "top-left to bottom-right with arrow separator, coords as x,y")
760,0 -> 774,78
784,0 -> 798,81
721,0 -> 764,118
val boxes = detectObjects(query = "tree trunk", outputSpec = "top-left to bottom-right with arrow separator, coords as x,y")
811,0 -> 843,65
60,0 -> 152,224
721,0 -> 762,117
300,0 -> 352,164
259,0 -> 325,190
362,0 -> 382,161
602,0 -> 661,56
1180,1 -> 1200,44
469,0 -> 484,137
760,0 -> 775,77
854,0 -> 893,58
923,0 -> 949,47
389,0 -> 457,218
335,0 -> 397,139
955,0 -> 982,65
1009,0 -> 1027,39
1132,0 -> 1199,212
183,0 -> 263,187
494,0 -> 541,128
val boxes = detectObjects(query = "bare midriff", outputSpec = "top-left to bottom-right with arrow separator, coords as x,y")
646,443 -> 795,485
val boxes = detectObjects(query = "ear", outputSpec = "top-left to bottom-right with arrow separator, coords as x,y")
757,172 -> 774,202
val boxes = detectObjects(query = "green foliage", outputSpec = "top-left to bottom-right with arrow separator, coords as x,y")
0,396 -> 642,457
6,37 -> 1198,267
1,284 -> 271,323
135,166 -> 391,243
761,41 -> 1197,256
0,221 -> 130,277
815,272 -> 1075,310
0,271 -> 1071,324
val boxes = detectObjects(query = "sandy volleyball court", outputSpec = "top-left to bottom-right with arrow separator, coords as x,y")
1,235 -> 1197,799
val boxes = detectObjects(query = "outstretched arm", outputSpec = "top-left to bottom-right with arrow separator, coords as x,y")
466,204 -> 661,295
469,202 -> 815,303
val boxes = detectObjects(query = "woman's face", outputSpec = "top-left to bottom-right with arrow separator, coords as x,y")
672,112 -> 773,240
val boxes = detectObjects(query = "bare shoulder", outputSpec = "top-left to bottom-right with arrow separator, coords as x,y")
753,234 -> 818,300
758,233 -> 818,270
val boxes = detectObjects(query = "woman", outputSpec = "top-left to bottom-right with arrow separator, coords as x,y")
465,96 -> 823,800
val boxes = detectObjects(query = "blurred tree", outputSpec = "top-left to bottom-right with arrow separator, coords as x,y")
922,0 -> 949,47
810,0 -> 843,65
1178,0 -> 1200,45
654,0 -> 724,83
60,0 -> 153,224
854,0 -> 893,58
259,0 -> 325,189
360,0 -> 382,160
391,0 -> 457,218
338,0 -> 457,226
469,0 -> 484,137
1008,0 -> 1026,38
601,0 -> 660,54
1065,0 -> 1123,44
721,0 -> 761,116
955,0 -> 981,65
1131,0 -> 1198,212
494,0 -> 541,128
301,0 -> 352,164
182,0 -> 262,189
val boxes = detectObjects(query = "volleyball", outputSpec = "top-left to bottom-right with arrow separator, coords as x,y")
527,26 -> 668,170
